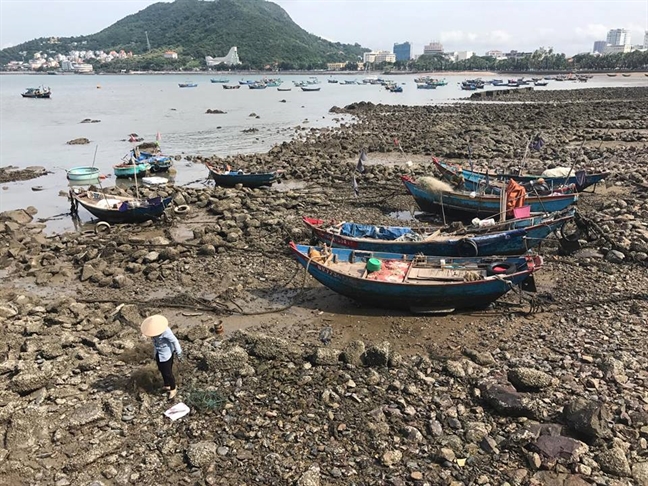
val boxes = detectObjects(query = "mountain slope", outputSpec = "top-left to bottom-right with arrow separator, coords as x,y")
1,0 -> 367,68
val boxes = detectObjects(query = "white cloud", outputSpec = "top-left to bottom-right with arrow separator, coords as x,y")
439,30 -> 511,46
574,24 -> 608,39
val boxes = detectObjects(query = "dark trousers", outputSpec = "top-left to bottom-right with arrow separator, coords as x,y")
156,354 -> 176,390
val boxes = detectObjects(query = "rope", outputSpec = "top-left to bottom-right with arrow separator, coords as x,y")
184,387 -> 226,412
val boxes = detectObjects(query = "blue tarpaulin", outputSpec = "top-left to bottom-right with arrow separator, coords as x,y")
339,223 -> 413,240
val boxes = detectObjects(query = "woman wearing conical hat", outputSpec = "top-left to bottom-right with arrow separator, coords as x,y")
141,315 -> 183,399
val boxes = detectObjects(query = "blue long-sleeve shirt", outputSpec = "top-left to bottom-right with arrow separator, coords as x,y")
152,328 -> 182,362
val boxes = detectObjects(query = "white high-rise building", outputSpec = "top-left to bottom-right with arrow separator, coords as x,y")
606,29 -> 630,47
644,31 -> 648,48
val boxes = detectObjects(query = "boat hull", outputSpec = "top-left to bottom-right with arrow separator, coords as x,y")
304,212 -> 572,257
73,192 -> 172,224
206,165 -> 278,188
291,243 -> 537,311
402,176 -> 578,219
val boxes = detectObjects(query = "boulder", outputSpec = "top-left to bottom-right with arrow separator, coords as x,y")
597,447 -> 631,477
479,380 -> 542,418
0,209 -> 33,225
309,347 -> 341,366
508,367 -> 554,391
297,464 -> 321,486
531,435 -> 589,463
563,398 -> 612,440
362,341 -> 391,367
203,345 -> 249,371
186,441 -> 217,468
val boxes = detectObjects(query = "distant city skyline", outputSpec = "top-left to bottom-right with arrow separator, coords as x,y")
1,0 -> 647,56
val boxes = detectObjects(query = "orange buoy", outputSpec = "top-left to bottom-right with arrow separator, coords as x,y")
99,174 -> 106,180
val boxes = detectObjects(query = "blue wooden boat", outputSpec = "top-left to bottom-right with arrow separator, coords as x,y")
303,209 -> 574,257
70,190 -> 172,224
402,176 -> 578,219
66,166 -> 100,181
290,243 -> 542,312
178,83 -> 197,88
389,85 -> 403,93
249,83 -> 267,89
417,83 -> 437,89
113,161 -> 150,178
433,159 -> 610,192
210,78 -> 230,83
206,163 -> 278,188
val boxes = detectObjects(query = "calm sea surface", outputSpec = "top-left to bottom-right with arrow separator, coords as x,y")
1,72 -> 646,231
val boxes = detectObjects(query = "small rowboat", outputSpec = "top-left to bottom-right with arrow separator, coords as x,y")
301,86 -> 321,92
66,166 -> 100,181
290,243 -> 542,312
210,78 -> 230,83
223,85 -> 241,89
206,163 -> 278,188
277,87 -> 292,92
113,161 -> 150,178
178,83 -> 197,88
70,190 -> 172,224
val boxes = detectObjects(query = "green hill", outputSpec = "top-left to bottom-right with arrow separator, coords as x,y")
0,0 -> 367,69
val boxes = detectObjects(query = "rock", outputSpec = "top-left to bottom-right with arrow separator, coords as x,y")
362,341 -> 391,367
65,403 -> 105,428
186,441 -> 217,468
143,251 -> 159,263
0,209 -> 33,225
80,263 -> 97,282
232,331 -> 301,361
632,462 -> 648,485
479,380 -> 542,418
531,435 -> 589,463
563,398 -> 612,440
0,304 -> 18,319
508,367 -> 554,391
309,347 -> 341,365
112,274 -> 133,288
203,345 -> 249,371
118,304 -> 142,328
446,360 -> 466,378
10,370 -> 51,395
382,450 -> 403,467
463,348 -> 496,366
340,340 -> 365,366
297,464 -> 321,486
597,447 -> 631,477
605,249 -> 625,263
67,138 -> 90,145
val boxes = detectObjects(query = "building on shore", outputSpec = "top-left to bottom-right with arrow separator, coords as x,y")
485,50 -> 506,60
326,62 -> 347,71
606,29 -> 630,47
205,47 -> 241,66
393,42 -> 412,62
363,51 -> 395,64
451,51 -> 474,62
164,51 -> 178,60
592,41 -> 607,54
423,41 -> 444,55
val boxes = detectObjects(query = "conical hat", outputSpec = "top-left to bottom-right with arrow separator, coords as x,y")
141,314 -> 169,337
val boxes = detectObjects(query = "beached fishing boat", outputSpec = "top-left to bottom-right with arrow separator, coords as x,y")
223,84 -> 240,89
178,83 -> 197,88
622,73 -> 631,77
210,78 -> 230,83
301,86 -> 321,92
206,163 -> 278,188
70,190 -> 172,224
290,243 -> 542,312
22,86 -> 51,99
277,87 -> 292,92
607,73 -> 617,77
432,158 -> 609,192
303,210 -> 574,257
402,176 -> 578,219
66,167 -> 100,182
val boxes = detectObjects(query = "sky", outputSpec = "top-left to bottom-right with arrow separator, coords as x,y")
1,0 -> 647,55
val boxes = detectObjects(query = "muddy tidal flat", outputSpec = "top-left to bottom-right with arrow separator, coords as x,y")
1,87 -> 648,485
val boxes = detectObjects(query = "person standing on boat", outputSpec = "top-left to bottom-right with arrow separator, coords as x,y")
141,315 -> 183,399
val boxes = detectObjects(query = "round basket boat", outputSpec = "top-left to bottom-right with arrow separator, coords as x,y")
67,166 -> 100,181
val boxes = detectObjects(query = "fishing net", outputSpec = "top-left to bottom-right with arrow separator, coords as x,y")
184,387 -> 226,412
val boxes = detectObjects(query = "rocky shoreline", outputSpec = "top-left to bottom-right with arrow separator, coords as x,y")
1,86 -> 647,485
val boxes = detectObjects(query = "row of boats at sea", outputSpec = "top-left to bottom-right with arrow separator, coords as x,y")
65,145 -> 609,313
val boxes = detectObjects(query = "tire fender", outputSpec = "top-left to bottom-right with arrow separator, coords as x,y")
174,204 -> 190,215
95,221 -> 111,235
456,238 -> 479,257
486,262 -> 518,276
